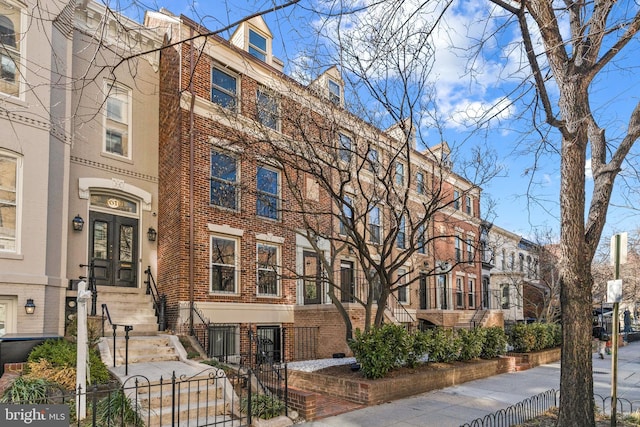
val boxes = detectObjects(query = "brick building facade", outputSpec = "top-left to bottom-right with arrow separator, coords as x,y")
146,10 -> 498,361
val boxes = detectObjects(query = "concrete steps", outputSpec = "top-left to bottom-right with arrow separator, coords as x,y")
96,287 -> 160,336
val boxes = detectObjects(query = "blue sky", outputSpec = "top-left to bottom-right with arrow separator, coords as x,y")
138,0 -> 640,243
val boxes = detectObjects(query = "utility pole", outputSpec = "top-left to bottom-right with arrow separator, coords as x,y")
609,232 -> 627,427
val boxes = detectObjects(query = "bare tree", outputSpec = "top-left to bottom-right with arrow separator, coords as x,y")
474,1 -> 640,424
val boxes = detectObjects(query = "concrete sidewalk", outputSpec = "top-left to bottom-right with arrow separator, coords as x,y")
300,340 -> 640,427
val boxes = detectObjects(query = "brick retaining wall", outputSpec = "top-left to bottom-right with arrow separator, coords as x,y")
288,348 -> 561,407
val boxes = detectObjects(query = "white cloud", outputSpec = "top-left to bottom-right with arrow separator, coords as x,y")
585,158 -> 593,180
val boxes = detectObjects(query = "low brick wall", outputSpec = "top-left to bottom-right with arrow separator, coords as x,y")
288,388 -> 317,421
508,347 -> 561,367
289,356 -> 516,406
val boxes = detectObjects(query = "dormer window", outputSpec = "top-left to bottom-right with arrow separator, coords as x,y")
249,29 -> 267,61
328,79 -> 341,104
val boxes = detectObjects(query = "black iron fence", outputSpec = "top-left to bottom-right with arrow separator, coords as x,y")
3,364 -> 288,427
461,389 -> 640,427
205,324 -> 318,366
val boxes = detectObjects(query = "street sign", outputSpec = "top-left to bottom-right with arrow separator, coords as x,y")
607,279 -> 623,303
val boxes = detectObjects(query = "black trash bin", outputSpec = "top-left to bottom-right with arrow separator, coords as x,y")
0,333 -> 62,376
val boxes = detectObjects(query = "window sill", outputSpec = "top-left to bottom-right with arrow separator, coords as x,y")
257,294 -> 280,299
101,152 -> 134,164
209,291 -> 240,296
0,252 -> 23,260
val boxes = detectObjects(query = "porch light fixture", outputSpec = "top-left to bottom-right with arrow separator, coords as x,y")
147,227 -> 157,242
72,214 -> 84,231
25,299 -> 36,315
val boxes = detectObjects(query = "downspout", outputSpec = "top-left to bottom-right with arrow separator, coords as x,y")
188,27 -> 196,335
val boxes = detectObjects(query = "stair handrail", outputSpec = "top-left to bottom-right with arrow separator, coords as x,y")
101,303 -> 133,376
386,291 -> 416,325
79,261 -> 97,316
470,305 -> 486,328
189,303 -> 210,352
144,266 -> 166,331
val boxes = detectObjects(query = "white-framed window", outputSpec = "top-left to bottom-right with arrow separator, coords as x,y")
501,284 -> 510,309
456,276 -> 464,307
501,249 -> 506,270
396,215 -> 406,249
466,195 -> 472,215
455,236 -> 462,262
328,79 -> 341,104
211,67 -> 238,110
510,252 -> 515,270
367,148 -> 379,172
395,162 -> 405,186
248,28 -> 267,61
368,205 -> 381,244
256,165 -> 280,220
397,268 -> 408,303
416,172 -> 424,194
256,88 -> 278,130
468,278 -> 475,308
453,190 -> 460,209
467,238 -> 473,263
257,242 -> 279,296
0,3 -> 21,97
0,151 -> 20,253
104,82 -> 131,158
340,195 -> 353,235
417,223 -> 426,254
210,150 -> 239,210
210,235 -> 238,293
339,133 -> 352,163
519,253 -> 524,272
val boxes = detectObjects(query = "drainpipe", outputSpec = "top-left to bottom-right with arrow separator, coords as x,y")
188,27 -> 195,335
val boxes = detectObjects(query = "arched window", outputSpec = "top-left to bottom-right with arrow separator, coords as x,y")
501,284 -> 510,309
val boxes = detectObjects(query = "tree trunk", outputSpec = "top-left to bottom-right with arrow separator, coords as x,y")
557,122 -> 596,426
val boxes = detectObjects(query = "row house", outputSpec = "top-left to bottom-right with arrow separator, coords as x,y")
486,225 -> 545,324
147,9 -> 500,361
0,0 -> 163,337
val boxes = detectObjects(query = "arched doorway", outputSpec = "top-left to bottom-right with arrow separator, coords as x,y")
88,194 -> 139,287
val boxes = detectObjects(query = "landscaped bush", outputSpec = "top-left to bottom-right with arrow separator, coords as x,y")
458,327 -> 486,361
350,323 -> 408,379
26,339 -> 110,387
507,323 -> 561,352
406,330 -> 430,368
240,393 -> 285,420
481,327 -> 508,359
424,328 -> 461,363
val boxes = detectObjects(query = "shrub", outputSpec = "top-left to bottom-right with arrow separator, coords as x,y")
458,328 -> 486,361
508,323 -> 536,352
425,328 -> 461,363
349,324 -> 409,379
241,394 -> 285,419
93,389 -> 143,426
26,339 -> 110,387
481,327 -> 508,359
406,330 -> 430,368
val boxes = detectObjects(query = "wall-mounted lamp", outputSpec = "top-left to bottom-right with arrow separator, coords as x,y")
72,214 -> 84,232
147,227 -> 157,242
438,261 -> 450,272
25,298 -> 36,315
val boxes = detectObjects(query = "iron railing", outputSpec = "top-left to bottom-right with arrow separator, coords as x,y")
2,365 -> 288,427
205,324 -> 319,365
143,266 -> 167,331
79,261 -> 98,316
461,389 -> 640,427
386,291 -> 416,324
101,303 -> 133,376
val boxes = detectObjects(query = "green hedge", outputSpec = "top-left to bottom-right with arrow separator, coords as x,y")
506,322 -> 561,353
349,325 -> 510,379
